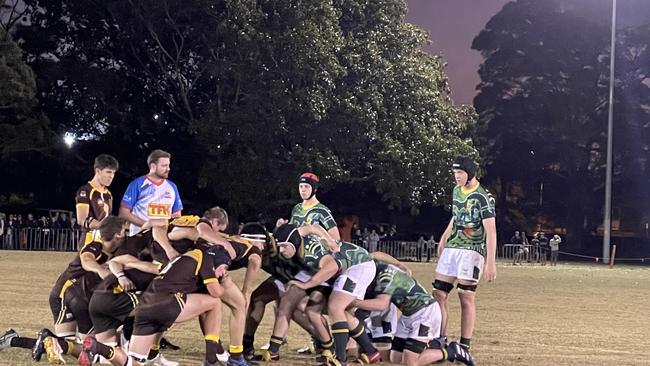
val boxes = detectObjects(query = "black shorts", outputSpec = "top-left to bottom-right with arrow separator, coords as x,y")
49,276 -> 73,325
132,292 -> 185,336
61,282 -> 93,334
89,290 -> 139,334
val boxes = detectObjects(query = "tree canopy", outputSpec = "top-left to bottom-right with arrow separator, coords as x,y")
5,0 -> 477,219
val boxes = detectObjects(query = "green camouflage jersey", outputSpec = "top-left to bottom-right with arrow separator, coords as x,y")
289,201 -> 337,229
446,184 -> 496,256
290,201 -> 337,253
372,262 -> 434,316
331,241 -> 372,272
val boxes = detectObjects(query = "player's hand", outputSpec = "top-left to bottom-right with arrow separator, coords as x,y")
287,280 -> 307,290
118,275 -> 136,291
275,218 -> 288,228
484,261 -> 497,282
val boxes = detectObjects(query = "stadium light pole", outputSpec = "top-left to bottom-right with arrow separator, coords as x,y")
602,0 -> 617,263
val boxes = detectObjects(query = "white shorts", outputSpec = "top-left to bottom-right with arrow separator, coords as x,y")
436,247 -> 484,282
365,303 -> 398,340
394,302 -> 441,343
332,260 -> 376,300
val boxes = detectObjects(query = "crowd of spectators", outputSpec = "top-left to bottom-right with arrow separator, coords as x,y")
0,212 -> 81,250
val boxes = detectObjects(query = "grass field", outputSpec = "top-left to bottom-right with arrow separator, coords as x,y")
0,250 -> 649,365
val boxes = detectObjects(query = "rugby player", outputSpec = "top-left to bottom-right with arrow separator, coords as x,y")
433,156 -> 497,353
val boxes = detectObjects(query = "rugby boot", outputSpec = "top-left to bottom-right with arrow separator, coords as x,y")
159,337 -> 180,351
44,336 -> 66,364
447,341 -> 474,366
145,353 -> 179,366
227,355 -> 252,366
252,349 -> 279,362
354,351 -> 381,364
0,329 -> 17,351
32,328 -> 55,361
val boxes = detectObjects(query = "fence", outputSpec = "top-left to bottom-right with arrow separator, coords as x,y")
1,227 -> 81,252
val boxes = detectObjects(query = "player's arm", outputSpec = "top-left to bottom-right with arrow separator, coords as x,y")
151,224 -> 179,260
123,260 -> 160,274
371,251 -> 412,276
118,206 -> 146,227
196,222 -> 236,259
80,252 -> 111,279
297,224 -> 338,252
76,205 -> 103,230
288,255 -> 338,290
352,294 -> 391,312
437,218 -> 454,257
483,216 -> 497,282
108,254 -> 142,291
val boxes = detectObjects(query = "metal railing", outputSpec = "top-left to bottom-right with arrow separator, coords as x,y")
1,227 -> 81,252
353,240 -> 438,262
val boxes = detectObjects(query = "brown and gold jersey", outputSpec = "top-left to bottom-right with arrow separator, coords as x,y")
55,241 -> 111,299
147,248 -> 220,295
76,182 -> 112,245
221,234 -> 262,271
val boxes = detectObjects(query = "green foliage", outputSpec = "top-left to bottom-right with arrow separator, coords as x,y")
472,0 -> 650,240
15,0 -> 476,216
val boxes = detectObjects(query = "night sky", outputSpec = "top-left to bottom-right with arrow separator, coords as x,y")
405,0 -> 511,105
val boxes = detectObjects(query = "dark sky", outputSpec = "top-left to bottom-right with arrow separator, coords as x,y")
405,0 -> 512,105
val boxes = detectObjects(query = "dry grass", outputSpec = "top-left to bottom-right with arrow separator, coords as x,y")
0,250 -> 649,365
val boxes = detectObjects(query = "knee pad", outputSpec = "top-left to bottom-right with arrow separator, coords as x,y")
404,338 -> 427,354
433,279 -> 454,294
457,283 -> 477,293
391,337 -> 406,352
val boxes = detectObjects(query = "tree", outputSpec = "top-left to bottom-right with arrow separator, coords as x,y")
14,0 -> 477,218
472,0 -> 650,248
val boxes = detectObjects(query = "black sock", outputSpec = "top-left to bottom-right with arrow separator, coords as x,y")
94,341 -> 115,360
331,321 -> 349,362
10,337 -> 36,349
205,336 -> 220,363
350,323 -> 377,355
243,334 -> 254,350
267,335 -> 283,354
148,343 -> 160,360
460,337 -> 471,349
320,337 -> 334,351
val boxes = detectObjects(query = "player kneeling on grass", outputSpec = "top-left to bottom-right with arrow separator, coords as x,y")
352,262 -> 474,366
274,223 -> 379,366
76,244 -> 235,366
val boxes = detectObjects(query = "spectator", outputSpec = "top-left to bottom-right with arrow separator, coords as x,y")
361,227 -> 370,248
367,229 -> 385,253
530,233 -> 540,265
0,213 -> 4,248
511,231 -> 528,265
539,232 -> 549,266
549,234 -> 562,266
427,234 -> 436,262
417,236 -> 426,261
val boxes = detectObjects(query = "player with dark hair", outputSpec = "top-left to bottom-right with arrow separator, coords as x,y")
433,156 -> 497,354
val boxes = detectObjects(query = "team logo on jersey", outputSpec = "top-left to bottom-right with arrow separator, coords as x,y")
97,199 -> 104,207
79,190 -> 87,198
147,203 -> 172,218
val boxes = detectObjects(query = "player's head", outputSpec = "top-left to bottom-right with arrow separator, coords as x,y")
274,223 -> 303,259
298,172 -> 319,201
99,216 -> 129,248
203,206 -> 228,231
452,155 -> 478,187
239,222 -> 274,251
94,154 -> 119,188
206,246 -> 232,278
147,149 -> 171,179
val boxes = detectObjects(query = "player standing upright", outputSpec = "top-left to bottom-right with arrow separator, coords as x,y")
119,149 -> 183,260
433,156 -> 497,354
